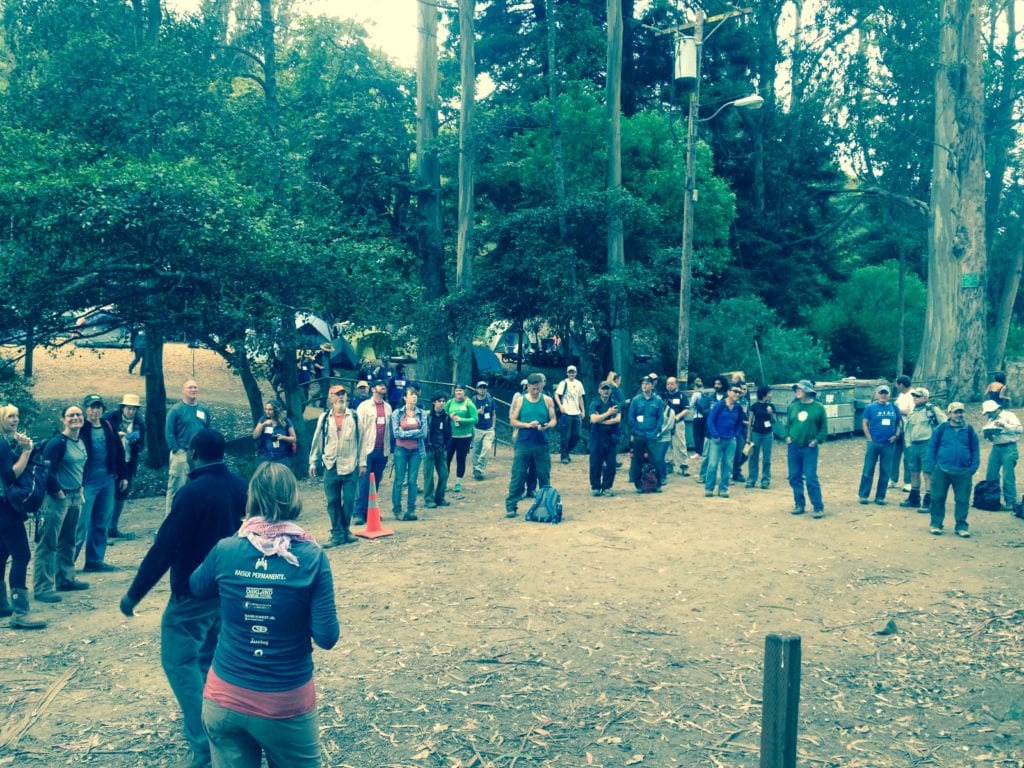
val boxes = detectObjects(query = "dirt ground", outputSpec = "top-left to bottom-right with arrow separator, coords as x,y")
1,345 -> 1022,767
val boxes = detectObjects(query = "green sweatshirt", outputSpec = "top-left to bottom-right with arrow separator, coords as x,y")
786,399 -> 828,446
445,398 -> 479,439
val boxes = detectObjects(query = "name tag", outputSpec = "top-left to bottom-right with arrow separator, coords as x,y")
636,415 -> 644,423
881,418 -> 891,426
764,420 -> 772,428
263,426 -> 274,435
376,416 -> 386,425
196,410 -> 207,421
671,398 -> 680,405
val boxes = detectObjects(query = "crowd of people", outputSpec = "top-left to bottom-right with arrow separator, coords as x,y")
1,365 -> 1022,767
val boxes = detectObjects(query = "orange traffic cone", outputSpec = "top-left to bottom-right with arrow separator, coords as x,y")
356,472 -> 394,539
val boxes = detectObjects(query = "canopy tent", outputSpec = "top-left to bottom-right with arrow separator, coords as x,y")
295,312 -> 333,350
329,336 -> 360,369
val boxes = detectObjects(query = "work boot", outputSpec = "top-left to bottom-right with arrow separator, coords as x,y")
0,584 -> 12,618
1013,503 -> 1024,520
9,588 -> 46,630
900,489 -> 921,508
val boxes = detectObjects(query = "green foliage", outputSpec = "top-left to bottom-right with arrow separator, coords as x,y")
810,261 -> 927,377
690,296 -> 830,385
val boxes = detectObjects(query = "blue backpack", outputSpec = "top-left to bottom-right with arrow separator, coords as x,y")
525,485 -> 563,524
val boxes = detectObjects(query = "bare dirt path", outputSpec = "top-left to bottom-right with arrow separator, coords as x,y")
1,347 -> 1021,767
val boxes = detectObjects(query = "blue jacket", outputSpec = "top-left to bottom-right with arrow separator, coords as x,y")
628,393 -> 664,439
190,533 -> 339,692
708,399 -> 745,440
926,422 -> 980,476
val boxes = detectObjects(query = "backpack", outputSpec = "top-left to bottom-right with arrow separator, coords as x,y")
2,438 -> 51,519
972,480 -> 1002,511
694,392 -> 713,417
525,485 -> 563,523
639,462 -> 660,493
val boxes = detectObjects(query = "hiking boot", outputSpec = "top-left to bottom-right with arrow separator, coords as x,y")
956,528 -> 971,538
35,591 -> 62,603
900,490 -> 921,508
812,509 -> 825,519
403,512 -> 418,521
424,500 -> 437,509
859,497 -> 870,505
0,584 -> 12,618
352,516 -> 366,526
1014,503 -> 1024,519
591,489 -> 603,497
473,470 -> 484,481
874,499 -> 887,506
322,538 -> 344,550
437,499 -> 451,507
745,481 -> 755,489
704,491 -> 714,497
603,489 -> 615,497
342,531 -> 359,544
392,507 -> 403,520
791,506 -> 805,516
761,481 -> 770,489
718,491 -> 730,498
9,588 -> 46,630
504,507 -> 518,518
58,579 -> 90,592
83,562 -> 117,573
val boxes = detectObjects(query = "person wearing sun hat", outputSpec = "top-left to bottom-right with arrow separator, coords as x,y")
925,402 -> 980,537
107,393 -> 147,540
899,388 -> 944,511
981,397 -> 1022,512
786,380 -> 828,517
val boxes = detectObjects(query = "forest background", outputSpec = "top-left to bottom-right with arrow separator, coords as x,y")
0,0 -> 1021,465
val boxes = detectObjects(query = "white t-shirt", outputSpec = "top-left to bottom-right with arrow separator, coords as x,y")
556,379 -> 586,416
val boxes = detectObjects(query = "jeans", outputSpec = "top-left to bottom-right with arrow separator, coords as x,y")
704,437 -> 737,494
34,492 -> 82,595
203,698 -> 320,768
559,414 -> 582,459
471,428 -> 495,473
890,435 -> 910,484
691,417 -> 707,457
653,440 -> 670,484
748,432 -> 773,486
0,503 -> 31,590
858,441 -> 895,500
589,430 -> 618,491
422,448 -> 449,505
357,448 -> 388,518
162,594 -> 221,762
391,446 -> 422,514
109,473 -> 134,534
323,469 -> 356,541
929,468 -> 972,532
985,443 -> 1018,507
166,449 -> 190,516
76,475 -> 116,567
787,443 -> 823,512
507,444 -> 551,511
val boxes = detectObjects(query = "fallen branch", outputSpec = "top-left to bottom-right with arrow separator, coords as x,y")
0,666 -> 78,749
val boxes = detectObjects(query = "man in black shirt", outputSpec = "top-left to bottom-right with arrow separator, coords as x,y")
118,429 -> 247,768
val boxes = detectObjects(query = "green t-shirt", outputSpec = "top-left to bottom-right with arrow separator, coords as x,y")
445,398 -> 479,439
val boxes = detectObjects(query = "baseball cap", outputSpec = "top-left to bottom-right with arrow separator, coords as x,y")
355,380 -> 370,389
911,387 -> 929,398
82,394 -> 105,409
948,402 -> 966,413
598,382 -> 611,391
875,385 -> 890,395
329,384 -> 347,396
476,381 -> 488,388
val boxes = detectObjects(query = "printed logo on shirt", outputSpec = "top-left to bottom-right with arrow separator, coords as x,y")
255,556 -> 269,571
245,586 -> 273,599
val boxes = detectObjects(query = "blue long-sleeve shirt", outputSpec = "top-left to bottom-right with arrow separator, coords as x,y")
926,422 -> 980,476
190,534 -> 339,692
707,399 -> 745,440
628,393 -> 664,439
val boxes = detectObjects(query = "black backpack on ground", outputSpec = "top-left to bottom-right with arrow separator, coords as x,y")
639,462 -> 659,493
972,480 -> 1002,511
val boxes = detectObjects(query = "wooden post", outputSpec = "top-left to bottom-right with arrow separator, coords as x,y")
759,633 -> 801,768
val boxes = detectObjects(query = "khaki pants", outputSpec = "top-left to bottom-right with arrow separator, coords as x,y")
166,450 -> 190,515
34,491 -> 82,595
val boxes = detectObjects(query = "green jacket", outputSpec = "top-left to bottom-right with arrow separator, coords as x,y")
786,399 -> 828,446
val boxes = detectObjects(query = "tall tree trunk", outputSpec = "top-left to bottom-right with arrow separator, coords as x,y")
606,0 -> 632,388
22,327 -> 34,378
989,226 -> 1024,370
415,0 -> 450,386
144,326 -> 169,468
915,0 -> 988,400
452,0 -> 476,388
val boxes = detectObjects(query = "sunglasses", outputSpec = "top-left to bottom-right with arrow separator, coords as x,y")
951,409 -> 964,414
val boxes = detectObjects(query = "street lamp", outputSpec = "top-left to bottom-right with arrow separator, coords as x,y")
674,21 -> 763,383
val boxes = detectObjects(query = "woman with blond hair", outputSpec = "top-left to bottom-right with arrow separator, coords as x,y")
0,404 -> 45,628
191,463 -> 339,768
